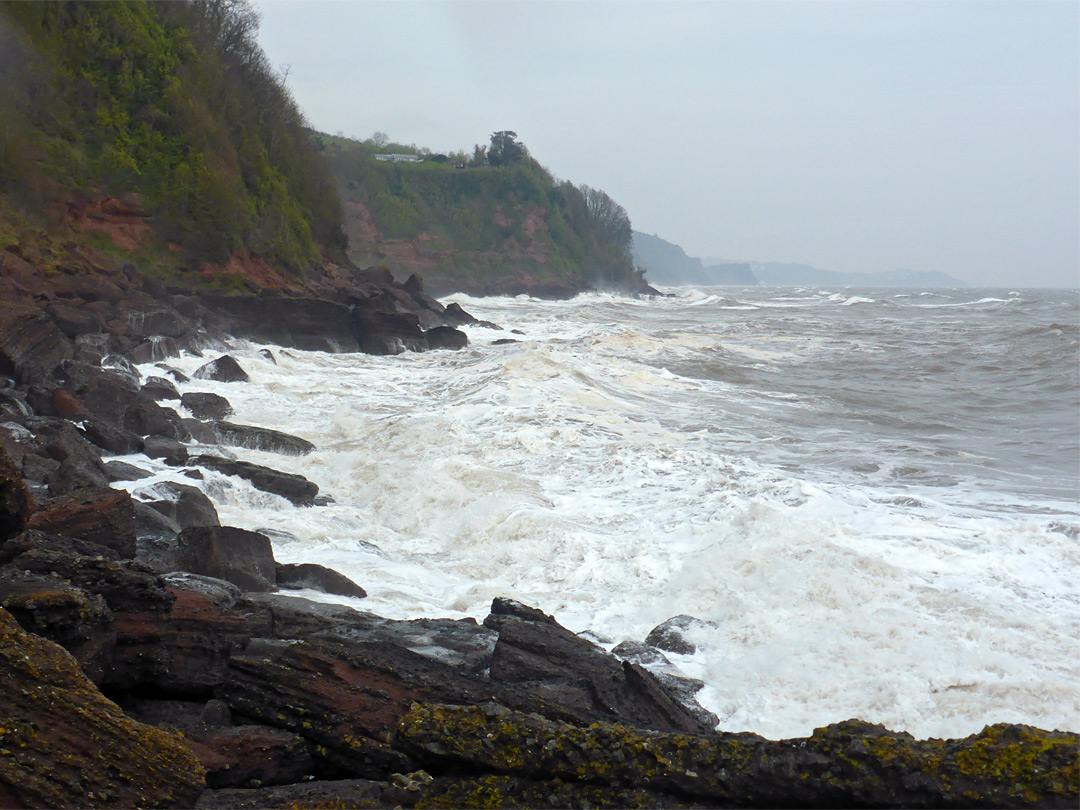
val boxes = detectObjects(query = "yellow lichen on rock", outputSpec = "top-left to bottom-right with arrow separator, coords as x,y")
0,607 -> 205,808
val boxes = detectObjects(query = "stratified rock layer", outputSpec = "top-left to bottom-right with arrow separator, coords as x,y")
0,607 -> 205,809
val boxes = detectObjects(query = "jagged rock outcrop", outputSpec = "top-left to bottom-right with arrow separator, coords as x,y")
349,308 -> 428,355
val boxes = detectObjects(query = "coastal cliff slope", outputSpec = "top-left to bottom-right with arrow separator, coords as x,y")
0,2 -> 1075,808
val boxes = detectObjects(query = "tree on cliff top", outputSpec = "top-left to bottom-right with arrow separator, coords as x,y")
487,131 -> 528,167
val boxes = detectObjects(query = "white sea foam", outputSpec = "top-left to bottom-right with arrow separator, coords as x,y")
125,287 -> 1080,740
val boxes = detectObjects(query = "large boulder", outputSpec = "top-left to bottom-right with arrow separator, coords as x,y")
275,562 -> 366,599
0,607 -> 205,808
442,302 -> 478,326
55,362 -> 183,441
182,392 -> 234,421
144,482 -> 220,529
21,416 -> 111,494
142,375 -> 182,401
0,302 -> 74,385
424,325 -> 468,350
0,567 -> 114,683
192,455 -> 319,506
27,487 -> 137,559
176,526 -> 277,593
645,614 -> 714,655
44,301 -> 106,339
194,355 -> 249,383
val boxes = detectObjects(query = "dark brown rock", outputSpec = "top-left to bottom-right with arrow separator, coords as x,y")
176,526 -> 277,593
485,604 -> 715,736
104,460 -> 153,482
22,416 -> 110,495
0,568 -> 114,683
198,295 -> 360,353
424,325 -> 468,350
81,417 -> 145,455
182,418 -> 219,444
395,703 -> 1080,810
142,374 -> 182,401
188,726 -> 314,789
0,443 -> 31,541
123,395 -> 186,440
194,355 -> 250,383
211,422 -> 315,455
123,306 -> 191,340
144,482 -> 220,529
276,562 -> 366,598
644,614 -> 712,655
27,487 -> 137,559
154,586 -> 253,696
0,301 -> 74,385
0,607 -> 205,808
143,435 -> 190,465
129,336 -> 182,364
442,302 -> 478,326
349,307 -> 427,355
44,300 -> 105,339
196,779 -> 385,809
192,455 -> 319,506
182,392 -> 234,421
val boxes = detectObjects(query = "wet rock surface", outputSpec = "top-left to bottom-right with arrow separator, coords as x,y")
0,255 -> 1075,808
194,355 -> 250,383
396,703 -> 1080,809
191,454 -> 319,506
275,561 -> 367,598
181,391 -> 234,421
0,607 -> 205,808
210,421 -> 315,455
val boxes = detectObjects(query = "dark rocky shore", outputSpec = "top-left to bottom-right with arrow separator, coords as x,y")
0,247 -> 1077,808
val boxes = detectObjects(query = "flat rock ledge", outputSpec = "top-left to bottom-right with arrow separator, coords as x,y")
394,703 -> 1079,809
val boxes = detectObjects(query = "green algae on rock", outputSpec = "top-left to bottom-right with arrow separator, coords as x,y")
394,703 -> 1079,809
0,607 -> 205,808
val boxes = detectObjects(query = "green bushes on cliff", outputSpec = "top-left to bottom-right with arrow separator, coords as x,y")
0,0 -> 345,270
321,131 -> 644,293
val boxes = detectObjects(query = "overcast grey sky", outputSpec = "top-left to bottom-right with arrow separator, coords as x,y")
255,1 -> 1079,287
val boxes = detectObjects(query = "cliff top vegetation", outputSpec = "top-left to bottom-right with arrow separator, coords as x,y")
0,0 -> 345,272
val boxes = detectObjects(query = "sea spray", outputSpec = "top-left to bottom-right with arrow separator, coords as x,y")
119,286 -> 1080,739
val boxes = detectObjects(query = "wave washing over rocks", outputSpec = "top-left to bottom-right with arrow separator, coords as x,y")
0,261 -> 1076,808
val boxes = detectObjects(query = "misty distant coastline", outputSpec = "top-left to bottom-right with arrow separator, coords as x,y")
633,231 -> 969,288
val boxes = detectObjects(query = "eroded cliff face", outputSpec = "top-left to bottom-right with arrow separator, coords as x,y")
344,199 -> 591,298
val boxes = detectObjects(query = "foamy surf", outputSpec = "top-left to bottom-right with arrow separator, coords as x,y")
121,286 -> 1079,740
